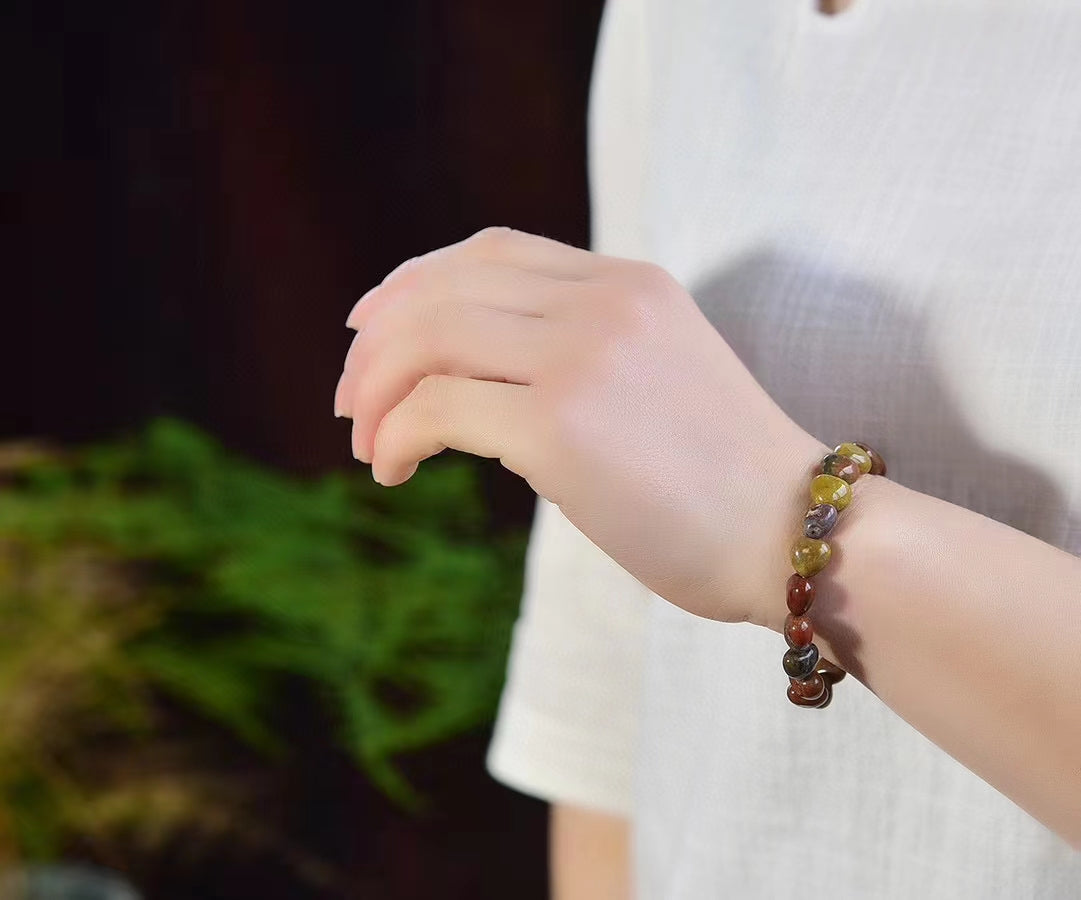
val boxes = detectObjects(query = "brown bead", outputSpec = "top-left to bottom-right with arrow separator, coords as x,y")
788,672 -> 826,701
784,614 -> 814,648
854,442 -> 887,476
787,679 -> 831,708
786,573 -> 816,615
787,685 -> 817,706
820,453 -> 861,484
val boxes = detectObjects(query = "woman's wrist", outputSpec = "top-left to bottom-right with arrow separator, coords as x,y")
770,469 -> 898,682
740,430 -> 833,631
753,437 -> 896,665
753,440 -> 1081,841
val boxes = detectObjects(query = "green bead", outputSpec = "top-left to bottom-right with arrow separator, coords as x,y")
820,453 -> 861,484
810,473 -> 852,511
791,536 -> 832,577
834,442 -> 872,475
783,643 -> 820,679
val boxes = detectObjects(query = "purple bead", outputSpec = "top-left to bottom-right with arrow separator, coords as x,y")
803,503 -> 839,540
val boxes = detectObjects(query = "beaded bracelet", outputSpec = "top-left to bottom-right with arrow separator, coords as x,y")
783,441 -> 886,709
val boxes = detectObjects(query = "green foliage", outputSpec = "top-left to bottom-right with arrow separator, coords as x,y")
0,419 -> 526,861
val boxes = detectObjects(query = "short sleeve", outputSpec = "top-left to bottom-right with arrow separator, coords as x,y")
485,496 -> 651,816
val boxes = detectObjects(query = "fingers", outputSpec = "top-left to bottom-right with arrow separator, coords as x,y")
342,302 -> 548,463
369,375 -> 535,486
335,227 -> 596,478
345,255 -> 556,335
344,228 -> 601,331
333,329 -> 367,417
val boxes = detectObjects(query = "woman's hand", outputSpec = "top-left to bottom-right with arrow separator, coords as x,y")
334,227 -> 827,625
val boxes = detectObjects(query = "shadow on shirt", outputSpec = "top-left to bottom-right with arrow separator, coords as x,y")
690,247 -> 1079,679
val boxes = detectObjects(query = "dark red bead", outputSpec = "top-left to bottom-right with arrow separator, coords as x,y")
788,673 -> 825,701
787,678 -> 831,708
784,614 -> 814,648
786,573 -> 816,616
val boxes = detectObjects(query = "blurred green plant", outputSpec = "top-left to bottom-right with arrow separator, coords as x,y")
0,419 -> 525,866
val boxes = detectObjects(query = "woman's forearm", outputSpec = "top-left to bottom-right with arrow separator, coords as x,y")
765,452 -> 1081,846
332,229 -> 1081,845
551,804 -> 631,900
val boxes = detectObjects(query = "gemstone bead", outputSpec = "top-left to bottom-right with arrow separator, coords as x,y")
785,573 -> 816,615
787,672 -> 826,702
783,643 -> 820,679
834,442 -> 872,475
854,441 -> 887,476
783,442 -> 886,710
820,453 -> 861,484
786,682 -> 825,704
810,473 -> 852,511
791,536 -> 831,577
803,502 -> 839,540
784,614 -> 813,648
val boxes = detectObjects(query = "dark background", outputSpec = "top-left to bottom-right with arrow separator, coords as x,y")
6,0 -> 607,896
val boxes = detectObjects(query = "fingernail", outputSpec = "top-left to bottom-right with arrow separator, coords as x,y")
346,288 -> 377,329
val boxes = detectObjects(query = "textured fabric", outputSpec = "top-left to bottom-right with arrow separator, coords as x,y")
486,1 -> 1081,896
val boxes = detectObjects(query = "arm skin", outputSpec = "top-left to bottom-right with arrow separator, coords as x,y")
550,804 -> 631,900
333,228 -> 1080,848
546,459 -> 1081,900
760,435 -> 1081,847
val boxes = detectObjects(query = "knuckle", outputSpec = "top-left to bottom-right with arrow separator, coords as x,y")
615,261 -> 676,328
589,285 -> 649,338
629,260 -> 677,303
554,288 -> 647,384
383,254 -> 428,293
634,259 -> 676,289
467,225 -> 517,253
377,378 -> 434,451
536,383 -> 597,471
409,374 -> 448,424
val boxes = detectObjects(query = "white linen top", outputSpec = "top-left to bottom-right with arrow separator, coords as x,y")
486,1 -> 1081,896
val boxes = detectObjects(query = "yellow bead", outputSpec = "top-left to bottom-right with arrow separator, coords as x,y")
810,473 -> 852,511
834,442 -> 872,475
791,536 -> 832,577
